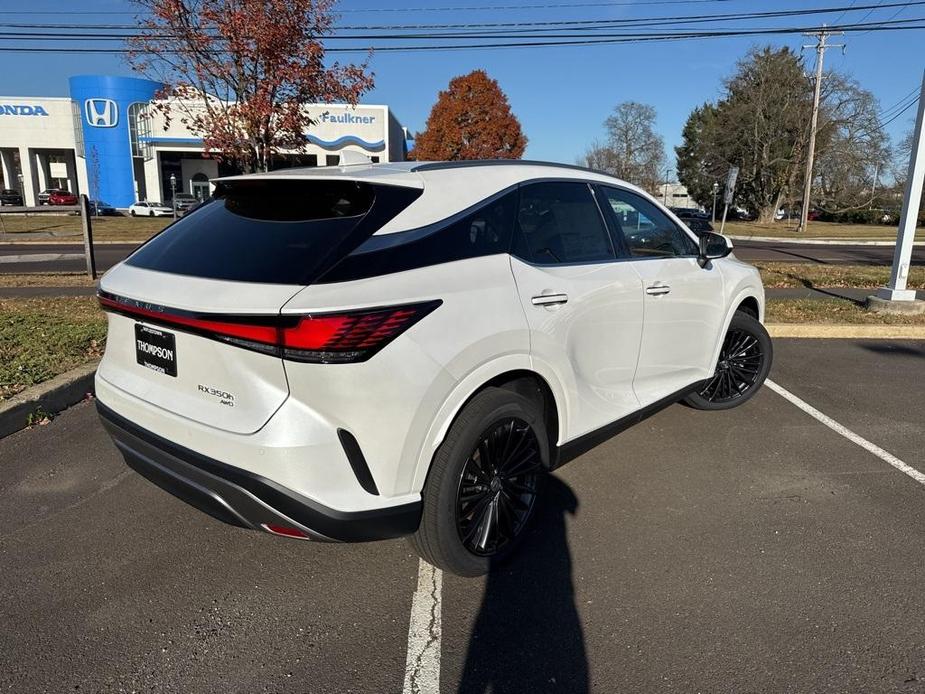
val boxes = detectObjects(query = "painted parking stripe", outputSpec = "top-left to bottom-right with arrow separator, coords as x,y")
766,379 -> 925,486
402,559 -> 443,694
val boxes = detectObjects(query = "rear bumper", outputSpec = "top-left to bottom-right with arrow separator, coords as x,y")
97,401 -> 422,543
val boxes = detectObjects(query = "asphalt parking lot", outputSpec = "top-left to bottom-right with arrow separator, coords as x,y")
1,338 -> 924,693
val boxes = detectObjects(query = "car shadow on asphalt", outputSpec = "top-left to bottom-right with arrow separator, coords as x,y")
858,341 -> 925,358
457,475 -> 589,694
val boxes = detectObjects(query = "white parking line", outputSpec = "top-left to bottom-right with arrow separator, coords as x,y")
403,559 -> 443,694
766,379 -> 925,486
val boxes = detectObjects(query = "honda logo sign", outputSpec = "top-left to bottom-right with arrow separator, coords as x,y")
84,98 -> 118,128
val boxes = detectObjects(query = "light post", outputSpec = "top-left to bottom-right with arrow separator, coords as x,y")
663,167 -> 671,206
169,173 -> 177,219
17,172 -> 24,212
711,181 -> 719,222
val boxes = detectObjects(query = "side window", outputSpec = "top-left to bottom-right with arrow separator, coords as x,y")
514,182 -> 615,265
319,189 -> 518,283
600,187 -> 698,258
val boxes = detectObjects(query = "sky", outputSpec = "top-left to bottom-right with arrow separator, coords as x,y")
1,0 -> 923,176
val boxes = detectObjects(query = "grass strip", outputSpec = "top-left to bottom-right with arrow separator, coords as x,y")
0,297 -> 106,401
756,262 -> 925,290
767,298 -> 925,325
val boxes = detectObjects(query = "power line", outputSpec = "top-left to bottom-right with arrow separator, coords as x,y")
0,0 -> 745,15
3,0 -> 925,32
879,94 -> 920,127
0,19 -> 921,53
880,85 -> 922,116
3,16 -> 924,42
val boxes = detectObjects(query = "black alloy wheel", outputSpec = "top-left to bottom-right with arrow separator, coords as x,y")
698,326 -> 764,403
455,417 -> 541,556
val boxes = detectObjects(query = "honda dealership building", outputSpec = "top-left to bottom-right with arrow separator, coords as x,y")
0,74 -> 409,208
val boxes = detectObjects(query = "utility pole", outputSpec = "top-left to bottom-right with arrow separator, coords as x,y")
798,26 -> 844,232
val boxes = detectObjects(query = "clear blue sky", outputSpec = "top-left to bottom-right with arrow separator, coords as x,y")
2,0 -> 923,174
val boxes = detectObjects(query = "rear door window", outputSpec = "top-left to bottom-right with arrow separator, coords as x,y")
126,180 -> 418,285
512,182 -> 615,265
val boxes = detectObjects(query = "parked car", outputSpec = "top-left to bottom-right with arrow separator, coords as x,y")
671,207 -> 708,220
172,193 -> 199,214
37,189 -> 57,205
0,189 -> 23,206
95,160 -> 771,577
683,217 -> 715,235
48,189 -> 78,206
128,201 -> 173,217
89,200 -> 119,216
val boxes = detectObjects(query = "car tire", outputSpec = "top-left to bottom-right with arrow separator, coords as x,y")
410,387 -> 549,577
130,209 -> 136,217
683,310 -> 773,411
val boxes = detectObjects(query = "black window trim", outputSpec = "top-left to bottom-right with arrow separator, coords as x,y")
345,182 -> 523,256
593,183 -> 701,262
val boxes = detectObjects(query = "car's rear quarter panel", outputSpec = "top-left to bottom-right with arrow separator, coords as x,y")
281,253 -> 530,499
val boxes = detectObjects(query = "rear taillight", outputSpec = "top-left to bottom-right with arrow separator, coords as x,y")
98,292 -> 440,363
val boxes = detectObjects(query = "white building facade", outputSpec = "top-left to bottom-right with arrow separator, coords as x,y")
0,74 -> 408,208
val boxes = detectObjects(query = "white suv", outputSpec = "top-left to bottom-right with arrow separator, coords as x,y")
96,160 -> 771,576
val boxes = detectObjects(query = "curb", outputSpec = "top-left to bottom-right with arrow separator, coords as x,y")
767,324 -> 925,339
729,235 -> 924,247
0,361 -> 98,439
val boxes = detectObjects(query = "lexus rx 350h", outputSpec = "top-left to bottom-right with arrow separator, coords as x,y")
96,160 -> 771,576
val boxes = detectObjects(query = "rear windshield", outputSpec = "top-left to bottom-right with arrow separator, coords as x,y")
126,179 -> 383,284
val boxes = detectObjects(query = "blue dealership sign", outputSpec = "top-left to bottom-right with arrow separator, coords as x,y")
68,75 -> 163,207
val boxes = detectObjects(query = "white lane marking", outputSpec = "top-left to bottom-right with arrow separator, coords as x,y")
403,559 -> 443,694
0,253 -> 84,263
766,379 -> 925,486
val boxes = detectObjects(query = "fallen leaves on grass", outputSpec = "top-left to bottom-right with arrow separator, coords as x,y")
766,298 -> 925,324
0,297 -> 106,401
756,262 -> 925,290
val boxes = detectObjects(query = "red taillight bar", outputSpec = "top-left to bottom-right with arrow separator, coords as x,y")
98,292 -> 440,363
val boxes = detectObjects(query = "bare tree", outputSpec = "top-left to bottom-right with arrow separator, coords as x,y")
583,102 -> 665,192
815,75 -> 891,213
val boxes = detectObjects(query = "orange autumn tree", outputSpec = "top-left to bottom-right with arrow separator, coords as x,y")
411,70 -> 526,161
127,0 -> 373,173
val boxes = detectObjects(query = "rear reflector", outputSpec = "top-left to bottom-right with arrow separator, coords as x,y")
98,291 -> 440,363
261,523 -> 312,540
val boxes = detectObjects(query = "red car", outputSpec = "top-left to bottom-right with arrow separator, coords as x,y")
48,190 -> 78,206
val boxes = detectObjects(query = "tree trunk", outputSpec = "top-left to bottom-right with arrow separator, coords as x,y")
756,190 -> 784,224
756,205 -> 778,224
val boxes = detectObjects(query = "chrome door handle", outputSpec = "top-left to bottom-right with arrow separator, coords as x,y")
645,284 -> 671,296
531,293 -> 569,306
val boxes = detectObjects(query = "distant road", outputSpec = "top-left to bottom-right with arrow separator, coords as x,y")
0,243 -> 139,274
731,240 -> 924,265
1,239 -> 923,274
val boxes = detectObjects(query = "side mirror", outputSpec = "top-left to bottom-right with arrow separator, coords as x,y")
698,231 -> 732,267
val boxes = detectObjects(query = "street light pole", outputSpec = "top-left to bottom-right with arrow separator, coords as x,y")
170,173 -> 177,220
711,182 -> 719,222
663,167 -> 670,206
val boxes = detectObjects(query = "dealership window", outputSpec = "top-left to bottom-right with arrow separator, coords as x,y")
326,155 -> 340,166
128,103 -> 153,160
71,101 -> 84,156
